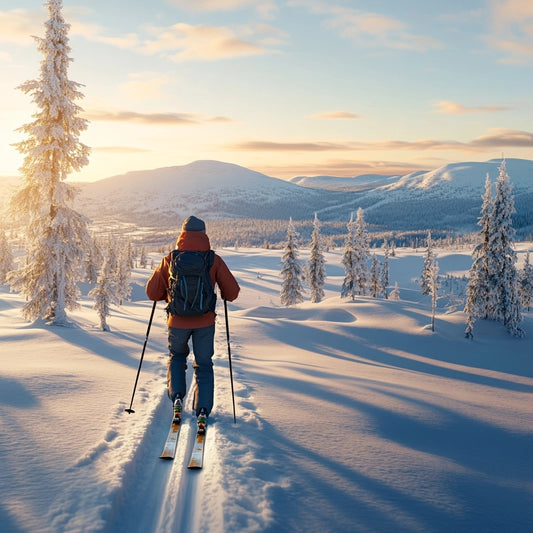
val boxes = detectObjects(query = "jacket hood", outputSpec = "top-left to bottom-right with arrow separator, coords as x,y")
176,230 -> 211,251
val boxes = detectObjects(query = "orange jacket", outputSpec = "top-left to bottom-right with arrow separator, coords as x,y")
146,230 -> 240,329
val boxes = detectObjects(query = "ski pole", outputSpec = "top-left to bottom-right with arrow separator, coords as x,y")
125,300 -> 157,414
224,298 -> 237,424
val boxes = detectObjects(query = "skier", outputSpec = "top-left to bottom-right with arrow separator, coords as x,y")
146,216 -> 240,429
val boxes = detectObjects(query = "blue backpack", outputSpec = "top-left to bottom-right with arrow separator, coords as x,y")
166,250 -> 216,317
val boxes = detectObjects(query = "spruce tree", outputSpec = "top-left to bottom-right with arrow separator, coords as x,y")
464,175 -> 493,337
89,256 -> 117,331
370,254 -> 380,298
0,229 -> 15,284
115,241 -> 132,305
429,258 -> 440,332
353,208 -> 370,296
380,239 -> 390,299
520,251 -> 533,311
341,212 -> 356,300
8,0 -> 91,324
280,218 -> 304,306
308,213 -> 326,303
489,161 -> 523,337
465,163 -> 523,338
421,230 -> 434,295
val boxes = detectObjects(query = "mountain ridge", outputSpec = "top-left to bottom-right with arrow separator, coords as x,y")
73,158 -> 533,236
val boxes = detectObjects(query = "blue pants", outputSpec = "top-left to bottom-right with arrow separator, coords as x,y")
167,325 -> 215,416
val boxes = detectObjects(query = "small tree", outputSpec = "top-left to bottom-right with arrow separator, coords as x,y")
280,218 -> 304,306
0,229 -> 15,284
429,258 -> 440,332
341,212 -> 356,300
390,281 -> 400,301
89,256 -> 117,331
308,213 -> 326,303
115,241 -> 132,305
353,208 -> 370,296
520,251 -> 533,311
380,239 -> 390,299
370,254 -> 380,298
421,230 -> 434,295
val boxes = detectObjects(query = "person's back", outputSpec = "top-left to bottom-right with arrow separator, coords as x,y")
146,215 -> 240,425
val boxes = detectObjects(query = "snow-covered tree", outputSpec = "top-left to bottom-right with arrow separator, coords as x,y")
390,281 -> 400,301
489,161 -> 523,337
380,240 -> 390,299
0,229 -> 15,284
429,258 -> 440,332
519,251 -> 533,311
308,213 -> 326,303
465,175 -> 494,338
139,247 -> 148,269
89,256 -> 117,331
280,218 -> 304,306
341,212 -> 356,300
115,241 -> 132,305
465,163 -> 523,338
370,254 -> 380,298
85,236 -> 101,284
421,230 -> 434,295
353,208 -> 370,296
8,0 -> 91,324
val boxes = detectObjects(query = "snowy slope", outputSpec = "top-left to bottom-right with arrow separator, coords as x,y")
1,246 -> 532,533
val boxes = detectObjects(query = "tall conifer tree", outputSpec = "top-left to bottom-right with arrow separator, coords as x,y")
8,0 -> 91,324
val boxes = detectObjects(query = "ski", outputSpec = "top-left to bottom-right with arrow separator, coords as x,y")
187,429 -> 206,469
160,416 -> 182,460
188,410 -> 207,469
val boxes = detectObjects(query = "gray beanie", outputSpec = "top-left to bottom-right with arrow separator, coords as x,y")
182,215 -> 206,232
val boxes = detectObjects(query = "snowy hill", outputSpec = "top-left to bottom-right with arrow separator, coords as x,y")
1,246 -> 532,532
74,160 -> 342,227
72,159 -> 533,235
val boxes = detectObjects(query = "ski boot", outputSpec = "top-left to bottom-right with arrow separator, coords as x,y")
197,408 -> 208,435
173,397 -> 182,424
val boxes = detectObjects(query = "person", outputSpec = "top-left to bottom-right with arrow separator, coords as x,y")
146,215 -> 240,428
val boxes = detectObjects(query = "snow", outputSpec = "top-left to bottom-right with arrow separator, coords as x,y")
1,246 -> 532,533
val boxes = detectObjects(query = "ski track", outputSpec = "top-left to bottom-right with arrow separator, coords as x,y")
103,366 -> 204,533
102,324 -> 230,533
47,316 -> 285,533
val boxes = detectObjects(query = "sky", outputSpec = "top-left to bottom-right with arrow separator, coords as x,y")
1,0 -> 533,183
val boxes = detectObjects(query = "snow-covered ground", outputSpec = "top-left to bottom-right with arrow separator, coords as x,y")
0,246 -> 532,533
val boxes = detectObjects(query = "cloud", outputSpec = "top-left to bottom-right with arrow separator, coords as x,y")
227,129 -> 533,153
289,1 -> 442,51
0,9 -> 43,45
230,141 -> 355,151
260,159 -> 430,179
471,128 -> 533,147
142,23 -> 277,61
310,111 -> 361,120
84,109 -> 233,125
92,146 -> 151,154
435,101 -> 510,114
166,0 -> 278,18
488,0 -> 533,62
